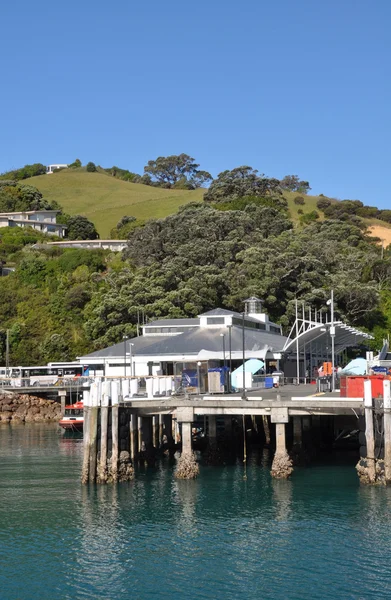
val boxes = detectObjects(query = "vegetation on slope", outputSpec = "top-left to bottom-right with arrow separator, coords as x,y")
1,156 -> 391,366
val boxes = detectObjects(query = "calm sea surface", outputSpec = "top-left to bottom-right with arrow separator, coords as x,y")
1,425 -> 391,600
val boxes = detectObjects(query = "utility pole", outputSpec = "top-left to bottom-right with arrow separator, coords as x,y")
330,290 -> 335,392
6,329 -> 9,377
242,313 -> 246,400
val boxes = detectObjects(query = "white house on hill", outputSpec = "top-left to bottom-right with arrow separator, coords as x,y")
0,210 -> 67,237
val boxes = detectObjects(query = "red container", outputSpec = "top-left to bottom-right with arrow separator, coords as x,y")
340,375 -> 386,398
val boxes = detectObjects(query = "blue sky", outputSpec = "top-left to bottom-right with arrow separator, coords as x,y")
1,0 -> 390,206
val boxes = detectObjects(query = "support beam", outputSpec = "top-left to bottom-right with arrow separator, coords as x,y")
181,422 -> 192,456
138,416 -> 143,453
159,413 -> 164,447
384,380 -> 391,484
271,422 -> 293,479
153,415 -> 159,448
98,405 -> 108,483
111,404 -> 119,482
208,415 -> 217,441
357,379 -> 376,484
129,414 -> 137,461
81,406 -> 91,484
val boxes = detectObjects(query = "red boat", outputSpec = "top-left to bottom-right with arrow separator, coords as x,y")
59,401 -> 84,432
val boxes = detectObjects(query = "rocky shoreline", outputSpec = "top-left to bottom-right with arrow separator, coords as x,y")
0,393 -> 61,423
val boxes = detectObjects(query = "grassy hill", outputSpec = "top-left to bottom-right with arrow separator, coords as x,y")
28,169 -> 205,237
26,168 -> 391,243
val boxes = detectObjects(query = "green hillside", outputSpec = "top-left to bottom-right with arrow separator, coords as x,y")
22,168 -> 391,240
28,169 -> 205,237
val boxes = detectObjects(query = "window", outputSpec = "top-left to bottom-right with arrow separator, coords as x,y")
206,317 -> 225,325
270,325 -> 281,334
232,317 -> 266,330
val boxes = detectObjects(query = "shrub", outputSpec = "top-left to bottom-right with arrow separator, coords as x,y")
294,196 -> 305,205
316,197 -> 331,210
86,162 -> 97,173
69,159 -> 82,169
297,208 -> 303,215
300,210 -> 319,225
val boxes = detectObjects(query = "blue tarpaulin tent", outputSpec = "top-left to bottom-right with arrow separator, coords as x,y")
231,359 -> 264,390
341,358 -> 367,376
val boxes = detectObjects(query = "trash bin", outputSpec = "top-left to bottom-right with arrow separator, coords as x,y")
317,377 -> 331,393
264,377 -> 274,389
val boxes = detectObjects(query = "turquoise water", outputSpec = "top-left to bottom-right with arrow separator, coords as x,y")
1,426 -> 391,600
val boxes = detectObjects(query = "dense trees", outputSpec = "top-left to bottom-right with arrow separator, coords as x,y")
0,181 -> 60,212
204,166 -> 281,203
1,156 -> 391,363
0,164 -> 46,181
86,162 -> 97,172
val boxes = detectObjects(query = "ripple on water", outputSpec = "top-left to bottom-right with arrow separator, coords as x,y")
1,426 -> 391,599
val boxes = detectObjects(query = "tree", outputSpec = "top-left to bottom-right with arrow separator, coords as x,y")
69,158 -> 82,169
204,166 -> 281,203
316,197 -> 331,210
0,163 -> 46,181
86,162 -> 97,172
280,175 -> 311,194
143,154 -> 212,189
0,181 -> 60,212
63,215 -> 99,240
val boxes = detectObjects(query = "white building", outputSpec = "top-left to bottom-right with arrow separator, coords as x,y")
77,302 -> 287,382
46,164 -> 68,174
0,210 -> 67,237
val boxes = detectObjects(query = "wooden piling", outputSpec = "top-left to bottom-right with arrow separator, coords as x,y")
208,415 -> 217,441
88,407 -> 99,483
384,380 -> 391,483
153,415 -> 159,448
98,406 -> 108,483
138,416 -> 143,453
293,416 -> 302,445
81,406 -> 91,484
111,404 -> 119,482
262,415 -> 271,445
129,414 -> 137,460
364,380 -> 376,483
159,414 -> 164,447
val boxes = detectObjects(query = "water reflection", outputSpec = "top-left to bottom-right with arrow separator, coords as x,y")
2,426 -> 391,600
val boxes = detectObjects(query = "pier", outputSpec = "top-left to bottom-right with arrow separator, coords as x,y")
80,378 -> 391,484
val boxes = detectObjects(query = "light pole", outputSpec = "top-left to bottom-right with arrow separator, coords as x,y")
123,335 -> 128,377
129,342 -> 135,377
242,312 -> 246,400
197,361 -> 202,395
228,325 -> 232,393
327,290 -> 336,391
220,333 -> 226,392
220,333 -> 226,368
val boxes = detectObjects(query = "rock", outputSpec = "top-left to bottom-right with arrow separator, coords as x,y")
175,452 -> 200,479
271,451 -> 293,479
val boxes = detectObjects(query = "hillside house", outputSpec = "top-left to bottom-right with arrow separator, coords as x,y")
0,210 -> 67,237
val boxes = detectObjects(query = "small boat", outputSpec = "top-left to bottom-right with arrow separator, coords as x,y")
59,401 -> 84,432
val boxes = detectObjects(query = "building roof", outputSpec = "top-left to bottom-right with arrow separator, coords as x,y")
79,335 -> 169,359
79,326 -> 287,360
145,318 -> 200,327
199,308 -> 238,317
283,321 -> 372,355
0,210 -> 60,215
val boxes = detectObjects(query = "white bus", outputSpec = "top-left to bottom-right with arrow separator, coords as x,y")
0,363 -> 85,386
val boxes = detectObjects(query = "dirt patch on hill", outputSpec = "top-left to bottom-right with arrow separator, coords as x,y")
368,225 -> 391,248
